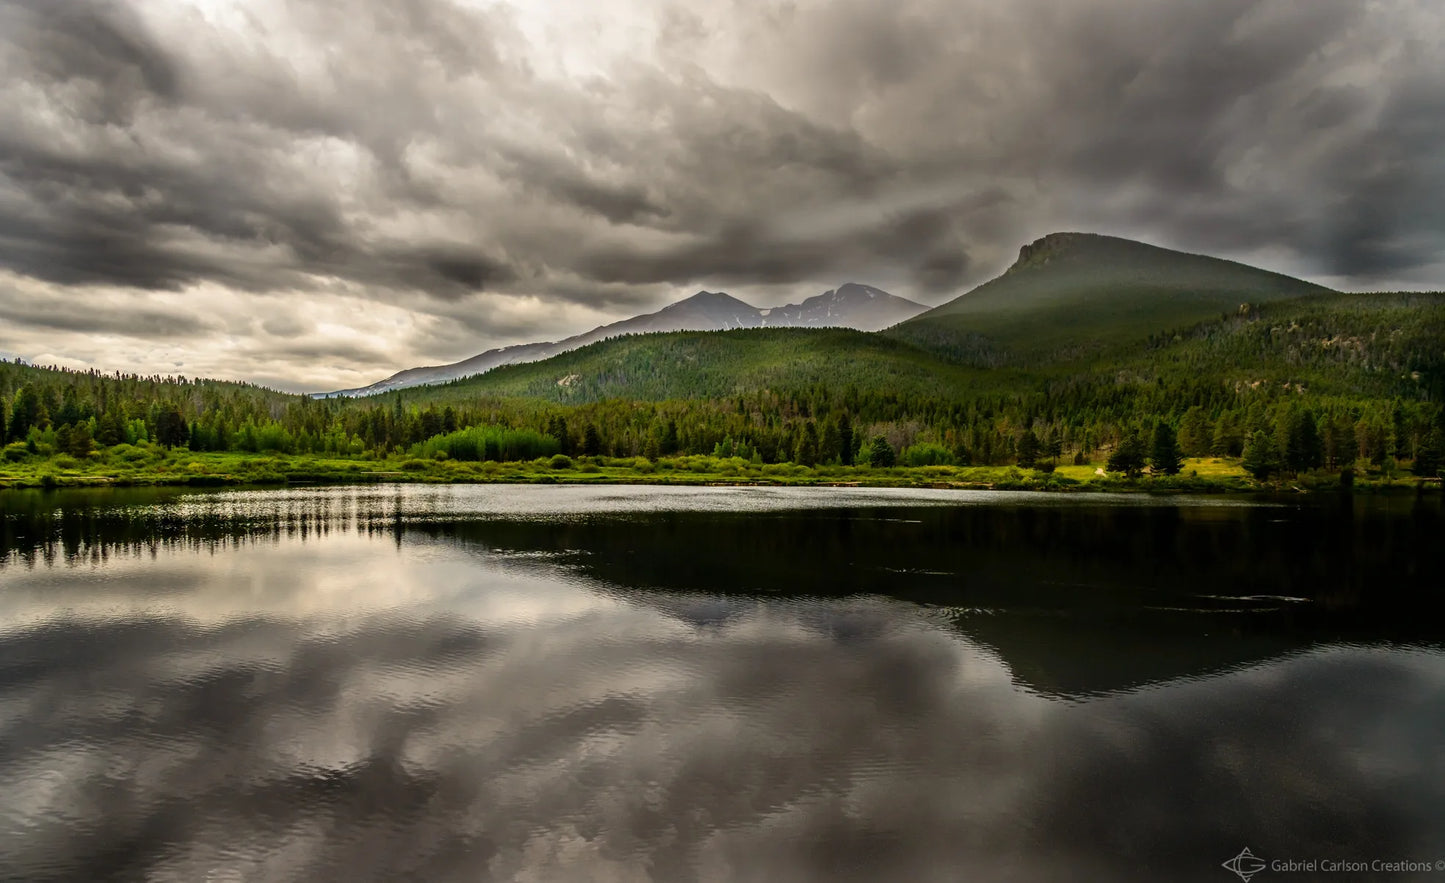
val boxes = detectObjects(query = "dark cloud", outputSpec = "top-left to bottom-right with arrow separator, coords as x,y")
0,0 -> 1441,377
0,286 -> 217,337
5,0 -> 183,122
3,306 -> 212,338
267,339 -> 392,365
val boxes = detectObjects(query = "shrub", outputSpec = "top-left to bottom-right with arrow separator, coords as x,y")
606,456 -> 650,470
111,443 -> 155,463
400,459 -> 430,472
53,454 -> 80,470
900,442 -> 954,467
2,442 -> 27,462
419,425 -> 559,462
549,454 -> 573,470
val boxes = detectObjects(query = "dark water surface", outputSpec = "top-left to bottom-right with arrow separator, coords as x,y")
1,485 -> 1442,881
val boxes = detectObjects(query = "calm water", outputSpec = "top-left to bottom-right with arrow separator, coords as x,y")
1,485 -> 1442,882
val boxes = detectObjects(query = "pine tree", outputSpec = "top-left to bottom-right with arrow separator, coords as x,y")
821,419 -> 842,466
1284,409 -> 1323,473
1017,429 -> 1040,468
868,436 -> 895,468
1211,413 -> 1244,457
1242,430 -> 1281,480
8,385 -> 41,441
1178,406 -> 1213,458
546,415 -> 573,455
1356,417 -> 1388,466
1414,428 -> 1442,478
582,423 -> 603,457
56,387 -> 83,428
1149,421 -> 1183,475
793,421 -> 819,466
154,405 -> 190,449
1044,427 -> 1063,464
63,422 -> 94,459
837,412 -> 854,465
1106,432 -> 1146,477
1324,412 -> 1356,468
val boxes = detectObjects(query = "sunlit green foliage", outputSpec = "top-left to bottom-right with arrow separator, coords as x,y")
417,426 -> 558,462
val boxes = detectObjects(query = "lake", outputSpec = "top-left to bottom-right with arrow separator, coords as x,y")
1,485 -> 1442,881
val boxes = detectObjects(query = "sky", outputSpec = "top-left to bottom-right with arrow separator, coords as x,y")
1,0 -> 1443,392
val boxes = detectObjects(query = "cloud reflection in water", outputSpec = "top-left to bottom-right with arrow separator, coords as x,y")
0,486 -> 1441,881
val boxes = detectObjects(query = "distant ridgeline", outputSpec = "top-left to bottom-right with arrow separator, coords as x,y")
3,233 -> 1443,483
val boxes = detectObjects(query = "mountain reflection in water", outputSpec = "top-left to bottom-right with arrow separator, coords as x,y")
1,485 -> 1441,882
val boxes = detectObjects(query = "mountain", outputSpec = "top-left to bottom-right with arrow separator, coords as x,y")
398,327 -> 981,404
889,232 -> 1334,363
318,284 -> 926,397
393,233 -> 1442,408
763,283 -> 917,330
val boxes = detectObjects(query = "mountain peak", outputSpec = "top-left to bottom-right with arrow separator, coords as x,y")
316,284 -> 924,396
1008,232 -> 1113,273
765,284 -> 926,331
683,290 -> 741,303
897,231 -> 1333,361
833,282 -> 883,299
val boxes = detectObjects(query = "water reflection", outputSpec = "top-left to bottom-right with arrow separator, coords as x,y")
1,486 -> 1442,881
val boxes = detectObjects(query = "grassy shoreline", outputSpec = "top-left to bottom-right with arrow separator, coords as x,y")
1,449 -> 1435,494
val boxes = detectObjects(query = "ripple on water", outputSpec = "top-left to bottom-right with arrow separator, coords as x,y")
0,487 -> 1442,880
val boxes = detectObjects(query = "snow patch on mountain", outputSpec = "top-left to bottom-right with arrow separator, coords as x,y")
316,284 -> 927,397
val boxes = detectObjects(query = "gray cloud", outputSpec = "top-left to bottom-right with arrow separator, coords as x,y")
0,0 -> 1442,384
0,287 -> 217,337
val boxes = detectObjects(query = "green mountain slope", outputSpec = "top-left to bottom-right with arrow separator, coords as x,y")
890,232 -> 1334,363
402,327 -> 999,405
1121,291 -> 1444,400
404,233 -> 1344,405
402,290 -> 1443,407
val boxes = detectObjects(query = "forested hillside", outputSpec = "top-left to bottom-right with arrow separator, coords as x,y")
890,232 -> 1332,364
3,232 -> 1443,488
405,328 -> 994,403
3,289 -> 1441,486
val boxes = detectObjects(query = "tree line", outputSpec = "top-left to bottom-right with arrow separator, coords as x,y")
4,358 -> 1441,479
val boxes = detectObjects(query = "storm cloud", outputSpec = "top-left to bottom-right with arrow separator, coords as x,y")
1,0 -> 1442,388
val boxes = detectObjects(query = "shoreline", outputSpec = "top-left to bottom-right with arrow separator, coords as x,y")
2,453 -> 1437,495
